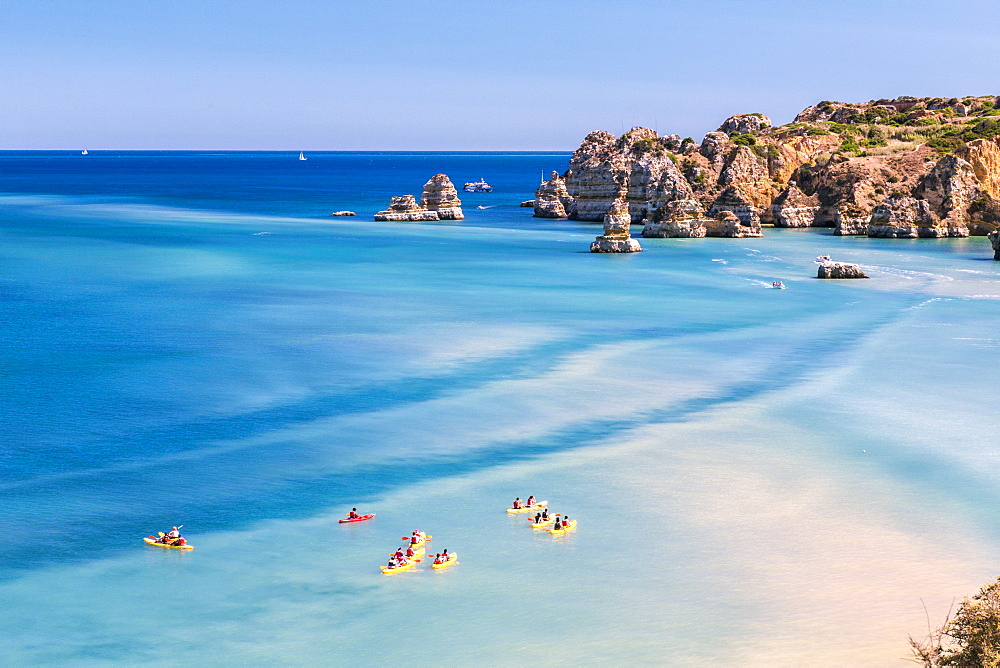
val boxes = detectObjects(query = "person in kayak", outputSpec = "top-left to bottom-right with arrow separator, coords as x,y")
409,531 -> 423,546
433,550 -> 449,564
512,497 -> 522,509
532,511 -> 542,524
405,545 -> 417,559
552,517 -> 563,530
526,495 -> 535,506
347,508 -> 359,519
168,526 -> 182,539
541,508 -> 549,520
394,548 -> 405,562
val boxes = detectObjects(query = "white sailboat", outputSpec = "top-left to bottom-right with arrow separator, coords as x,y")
81,149 -> 89,155
298,151 -> 307,161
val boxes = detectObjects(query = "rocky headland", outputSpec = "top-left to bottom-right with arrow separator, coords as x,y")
375,174 -> 464,222
539,96 -> 1000,256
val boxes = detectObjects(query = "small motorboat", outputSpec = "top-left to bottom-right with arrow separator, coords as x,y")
463,179 -> 492,192
772,281 -> 786,289
815,255 -> 831,263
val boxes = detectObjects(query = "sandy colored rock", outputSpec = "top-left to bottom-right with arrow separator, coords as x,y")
329,211 -> 357,217
771,181 -> 819,227
718,113 -> 771,136
817,261 -> 869,278
642,199 -> 708,238
374,194 -> 440,222
420,174 -> 464,220
591,199 -> 642,252
704,210 -> 763,238
534,171 -> 572,218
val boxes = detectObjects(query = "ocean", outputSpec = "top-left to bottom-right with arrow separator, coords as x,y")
2,150 -> 1000,665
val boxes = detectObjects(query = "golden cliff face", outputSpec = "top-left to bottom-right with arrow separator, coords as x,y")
559,97 -> 1000,242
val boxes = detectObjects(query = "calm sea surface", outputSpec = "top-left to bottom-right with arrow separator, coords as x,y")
2,151 -> 1000,665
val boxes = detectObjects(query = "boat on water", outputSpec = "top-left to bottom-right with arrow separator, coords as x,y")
463,178 -> 492,192
549,520 -> 577,536
506,500 -> 547,514
815,255 -> 831,263
81,149 -> 88,155
339,512 -> 376,524
143,534 -> 193,550
772,281 -> 786,289
299,151 -> 307,161
431,552 -> 458,570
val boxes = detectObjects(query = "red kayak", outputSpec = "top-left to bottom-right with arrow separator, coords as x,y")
339,513 -> 375,524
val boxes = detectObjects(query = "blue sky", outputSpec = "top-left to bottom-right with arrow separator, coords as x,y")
2,0 -> 999,150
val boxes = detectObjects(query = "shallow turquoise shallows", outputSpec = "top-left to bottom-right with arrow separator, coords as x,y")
3,151 -> 1000,665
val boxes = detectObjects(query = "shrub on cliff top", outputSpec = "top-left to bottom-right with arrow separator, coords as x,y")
910,576 -> 1000,666
730,133 -> 756,146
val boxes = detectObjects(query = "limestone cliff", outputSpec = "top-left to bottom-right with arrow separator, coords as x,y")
374,195 -> 440,222
553,95 -> 1000,250
591,199 -> 642,252
420,174 -> 464,220
533,171 -> 573,218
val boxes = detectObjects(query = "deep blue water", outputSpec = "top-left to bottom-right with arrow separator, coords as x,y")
3,151 -> 1000,664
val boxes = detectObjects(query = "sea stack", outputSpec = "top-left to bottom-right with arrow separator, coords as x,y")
374,195 -> 440,222
534,171 -> 572,218
817,261 -> 869,279
421,174 -> 464,220
590,199 -> 642,252
990,228 -> 1000,259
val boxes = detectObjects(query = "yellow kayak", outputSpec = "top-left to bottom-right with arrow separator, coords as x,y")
431,553 -> 458,569
143,536 -> 193,550
506,501 -> 547,514
529,515 -> 556,529
381,559 -> 417,575
548,520 -> 577,535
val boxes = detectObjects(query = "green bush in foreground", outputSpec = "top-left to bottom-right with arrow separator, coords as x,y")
910,576 -> 1000,666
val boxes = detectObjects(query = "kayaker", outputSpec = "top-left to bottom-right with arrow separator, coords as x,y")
532,512 -> 541,524
432,553 -> 442,564
512,497 -> 522,509
347,508 -> 359,519
552,517 -> 563,530
541,508 -> 549,520
167,526 -> 181,539
409,531 -> 422,545
526,495 -> 535,506
394,548 -> 405,562
405,545 -> 417,559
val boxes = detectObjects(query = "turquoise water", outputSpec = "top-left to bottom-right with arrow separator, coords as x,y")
3,152 -> 1000,664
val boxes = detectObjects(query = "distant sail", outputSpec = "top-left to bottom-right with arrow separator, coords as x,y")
299,151 -> 307,161
81,149 -> 88,155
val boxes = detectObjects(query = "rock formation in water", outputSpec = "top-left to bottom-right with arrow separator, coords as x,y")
551,96 -> 1000,256
420,174 -> 464,220
642,199 -> 707,238
590,199 -> 642,252
374,194 -> 440,222
520,200 -> 535,207
770,181 -> 819,227
533,171 -> 573,218
375,174 -> 464,222
991,228 -> 1000,259
330,210 -> 357,216
817,261 -> 869,278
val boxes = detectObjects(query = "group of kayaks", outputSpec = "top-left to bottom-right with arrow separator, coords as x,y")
380,531 -> 458,574
337,509 -> 459,574
142,497 -> 575,568
508,497 -> 577,535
